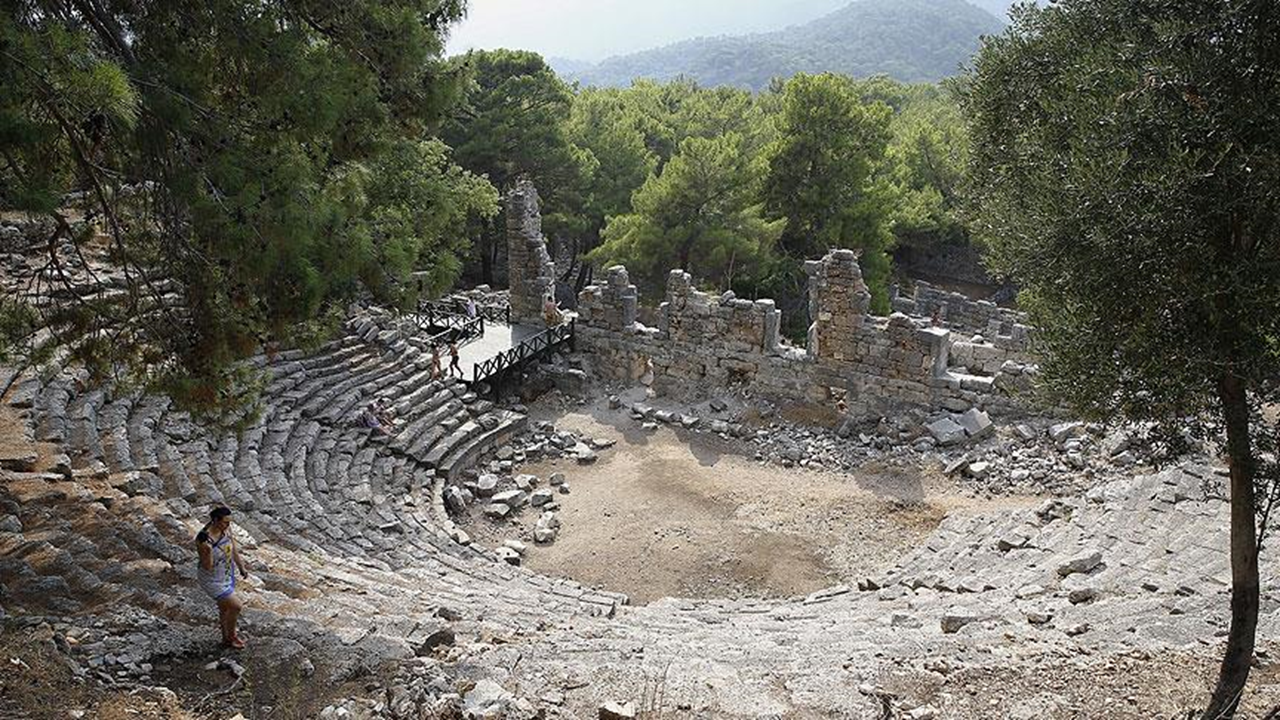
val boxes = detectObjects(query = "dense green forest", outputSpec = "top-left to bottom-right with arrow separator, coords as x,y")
557,0 -> 1004,90
0,1 -> 971,401
0,1 -> 491,411
442,50 -> 972,335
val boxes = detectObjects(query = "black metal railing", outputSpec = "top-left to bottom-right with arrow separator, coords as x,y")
421,298 -> 510,325
419,315 -> 484,349
409,305 -> 466,333
472,318 -> 575,386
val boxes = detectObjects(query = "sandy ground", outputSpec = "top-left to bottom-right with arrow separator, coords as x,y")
461,398 -> 1037,604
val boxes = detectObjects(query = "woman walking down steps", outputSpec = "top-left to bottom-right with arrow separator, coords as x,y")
196,506 -> 250,649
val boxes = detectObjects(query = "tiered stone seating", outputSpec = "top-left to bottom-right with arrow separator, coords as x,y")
6,314 -> 1277,716
3,316 -> 626,607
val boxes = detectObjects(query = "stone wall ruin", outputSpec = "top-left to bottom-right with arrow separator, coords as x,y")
805,249 -> 869,361
577,250 -> 1037,418
893,280 -> 1032,349
892,280 -> 1037,378
505,179 -> 557,325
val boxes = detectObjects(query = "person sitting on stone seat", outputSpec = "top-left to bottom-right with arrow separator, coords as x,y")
372,398 -> 397,431
196,506 -> 249,649
359,402 -> 388,435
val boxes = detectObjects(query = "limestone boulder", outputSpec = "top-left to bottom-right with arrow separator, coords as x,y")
926,418 -> 967,446
599,701 -> 636,720
958,408 -> 994,440
1049,422 -> 1086,444
492,490 -> 527,508
476,474 -> 500,497
1057,550 -> 1103,576
940,609 -> 981,634
463,680 -> 512,717
444,487 -> 468,515
0,515 -> 22,534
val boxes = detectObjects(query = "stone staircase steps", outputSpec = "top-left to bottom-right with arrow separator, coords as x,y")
439,411 -> 527,480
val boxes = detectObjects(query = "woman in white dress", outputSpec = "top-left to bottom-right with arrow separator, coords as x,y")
196,506 -> 249,648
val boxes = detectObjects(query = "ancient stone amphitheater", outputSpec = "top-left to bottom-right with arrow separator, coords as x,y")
1,188 -> 1278,719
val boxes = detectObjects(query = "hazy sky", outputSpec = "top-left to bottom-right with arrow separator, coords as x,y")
446,0 -> 853,62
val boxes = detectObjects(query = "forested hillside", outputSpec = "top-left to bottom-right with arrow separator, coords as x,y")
441,49 -> 975,342
560,0 -> 1004,89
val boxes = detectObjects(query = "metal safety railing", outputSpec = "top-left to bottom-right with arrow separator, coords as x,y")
420,298 -> 510,326
394,308 -> 485,351
471,318 -> 575,386
422,315 -> 484,349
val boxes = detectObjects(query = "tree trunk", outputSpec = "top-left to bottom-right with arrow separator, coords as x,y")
573,226 -> 601,293
558,237 -> 579,284
1201,372 -> 1260,719
479,222 -> 495,287
574,261 -> 593,294
679,230 -> 699,273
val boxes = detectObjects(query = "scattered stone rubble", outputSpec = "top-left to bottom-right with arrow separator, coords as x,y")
447,419 -> 618,557
315,659 -> 544,720
1,608 -> 192,688
566,382 -> 1165,497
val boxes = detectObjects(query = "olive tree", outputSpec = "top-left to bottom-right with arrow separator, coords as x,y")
962,2 -> 1280,716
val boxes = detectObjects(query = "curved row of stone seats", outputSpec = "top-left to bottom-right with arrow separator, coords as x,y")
878,466 -> 1234,596
0,394 -> 1269,718
446,467 -> 1279,717
68,388 -> 108,472
0,466 -> 461,689
4,333 -> 626,706
8,340 -> 1280,715
853,464 -> 1280,647
16,340 -> 1271,642
6,397 -> 609,645
5,321 -> 628,627
33,376 -> 72,444
171,340 -> 410,555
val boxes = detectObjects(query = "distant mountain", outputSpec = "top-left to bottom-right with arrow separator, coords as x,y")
547,57 -> 596,76
562,0 -> 1005,90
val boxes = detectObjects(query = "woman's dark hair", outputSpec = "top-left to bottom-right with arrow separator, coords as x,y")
197,506 -> 232,544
